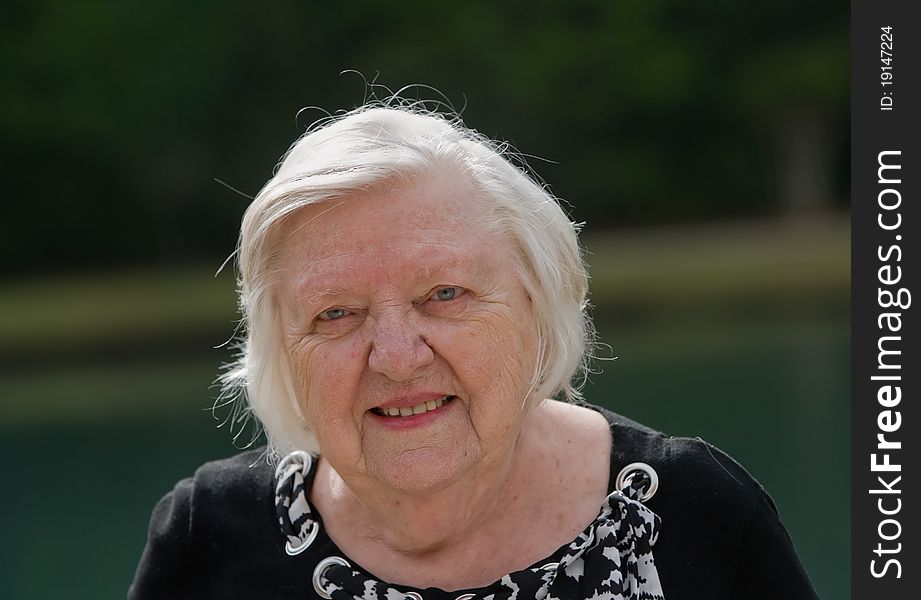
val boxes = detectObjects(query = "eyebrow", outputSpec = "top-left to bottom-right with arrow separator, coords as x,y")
292,255 -> 485,303
295,286 -> 348,306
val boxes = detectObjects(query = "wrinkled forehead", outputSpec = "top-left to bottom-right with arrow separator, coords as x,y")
277,169 -> 493,243
270,171 -> 525,292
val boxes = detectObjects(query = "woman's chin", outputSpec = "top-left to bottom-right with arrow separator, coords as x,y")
365,444 -> 476,494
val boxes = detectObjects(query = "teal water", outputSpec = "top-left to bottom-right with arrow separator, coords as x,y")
0,314 -> 847,599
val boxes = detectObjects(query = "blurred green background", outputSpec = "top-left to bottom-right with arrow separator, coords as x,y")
1,1 -> 848,598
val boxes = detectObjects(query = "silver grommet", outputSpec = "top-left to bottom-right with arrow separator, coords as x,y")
405,593 -> 424,600
285,520 -> 320,556
454,595 -> 476,600
275,450 -> 313,480
312,556 -> 350,599
539,561 -> 559,572
615,462 -> 659,502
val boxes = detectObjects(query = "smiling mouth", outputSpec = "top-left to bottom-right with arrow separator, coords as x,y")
371,395 -> 456,417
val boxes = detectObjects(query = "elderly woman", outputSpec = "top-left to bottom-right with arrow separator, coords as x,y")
130,105 -> 818,599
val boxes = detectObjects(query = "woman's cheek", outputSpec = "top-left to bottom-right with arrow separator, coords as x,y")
291,338 -> 342,401
443,316 -> 523,382
301,336 -> 366,404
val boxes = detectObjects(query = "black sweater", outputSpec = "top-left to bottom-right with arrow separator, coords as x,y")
129,407 -> 819,599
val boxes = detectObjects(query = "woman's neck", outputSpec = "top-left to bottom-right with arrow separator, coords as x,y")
309,401 -> 612,589
314,420 -> 534,555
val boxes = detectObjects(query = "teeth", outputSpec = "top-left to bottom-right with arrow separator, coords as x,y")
377,396 -> 452,417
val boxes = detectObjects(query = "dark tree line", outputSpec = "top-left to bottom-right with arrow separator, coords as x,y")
1,0 -> 848,275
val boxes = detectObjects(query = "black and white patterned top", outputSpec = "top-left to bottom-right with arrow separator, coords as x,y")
274,451 -> 665,600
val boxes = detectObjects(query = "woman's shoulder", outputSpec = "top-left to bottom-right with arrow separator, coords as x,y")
186,447 -> 275,494
158,448 -> 276,518
591,404 -> 818,599
593,404 -> 768,506
165,448 -> 280,542
130,448 -> 291,599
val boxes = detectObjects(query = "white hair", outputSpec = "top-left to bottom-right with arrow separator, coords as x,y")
217,102 -> 594,460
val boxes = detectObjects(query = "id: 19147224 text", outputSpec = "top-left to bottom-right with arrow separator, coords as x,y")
880,26 -> 894,110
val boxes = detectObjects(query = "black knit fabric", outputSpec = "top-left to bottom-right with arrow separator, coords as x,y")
129,407 -> 819,599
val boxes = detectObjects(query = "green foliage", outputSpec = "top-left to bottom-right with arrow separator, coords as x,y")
1,0 -> 848,273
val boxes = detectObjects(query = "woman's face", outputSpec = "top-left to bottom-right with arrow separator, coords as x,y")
275,170 -> 539,494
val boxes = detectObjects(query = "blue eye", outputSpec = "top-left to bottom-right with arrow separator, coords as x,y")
319,308 -> 349,321
432,287 -> 459,301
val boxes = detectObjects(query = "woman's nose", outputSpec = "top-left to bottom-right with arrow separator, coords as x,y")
367,312 -> 435,381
